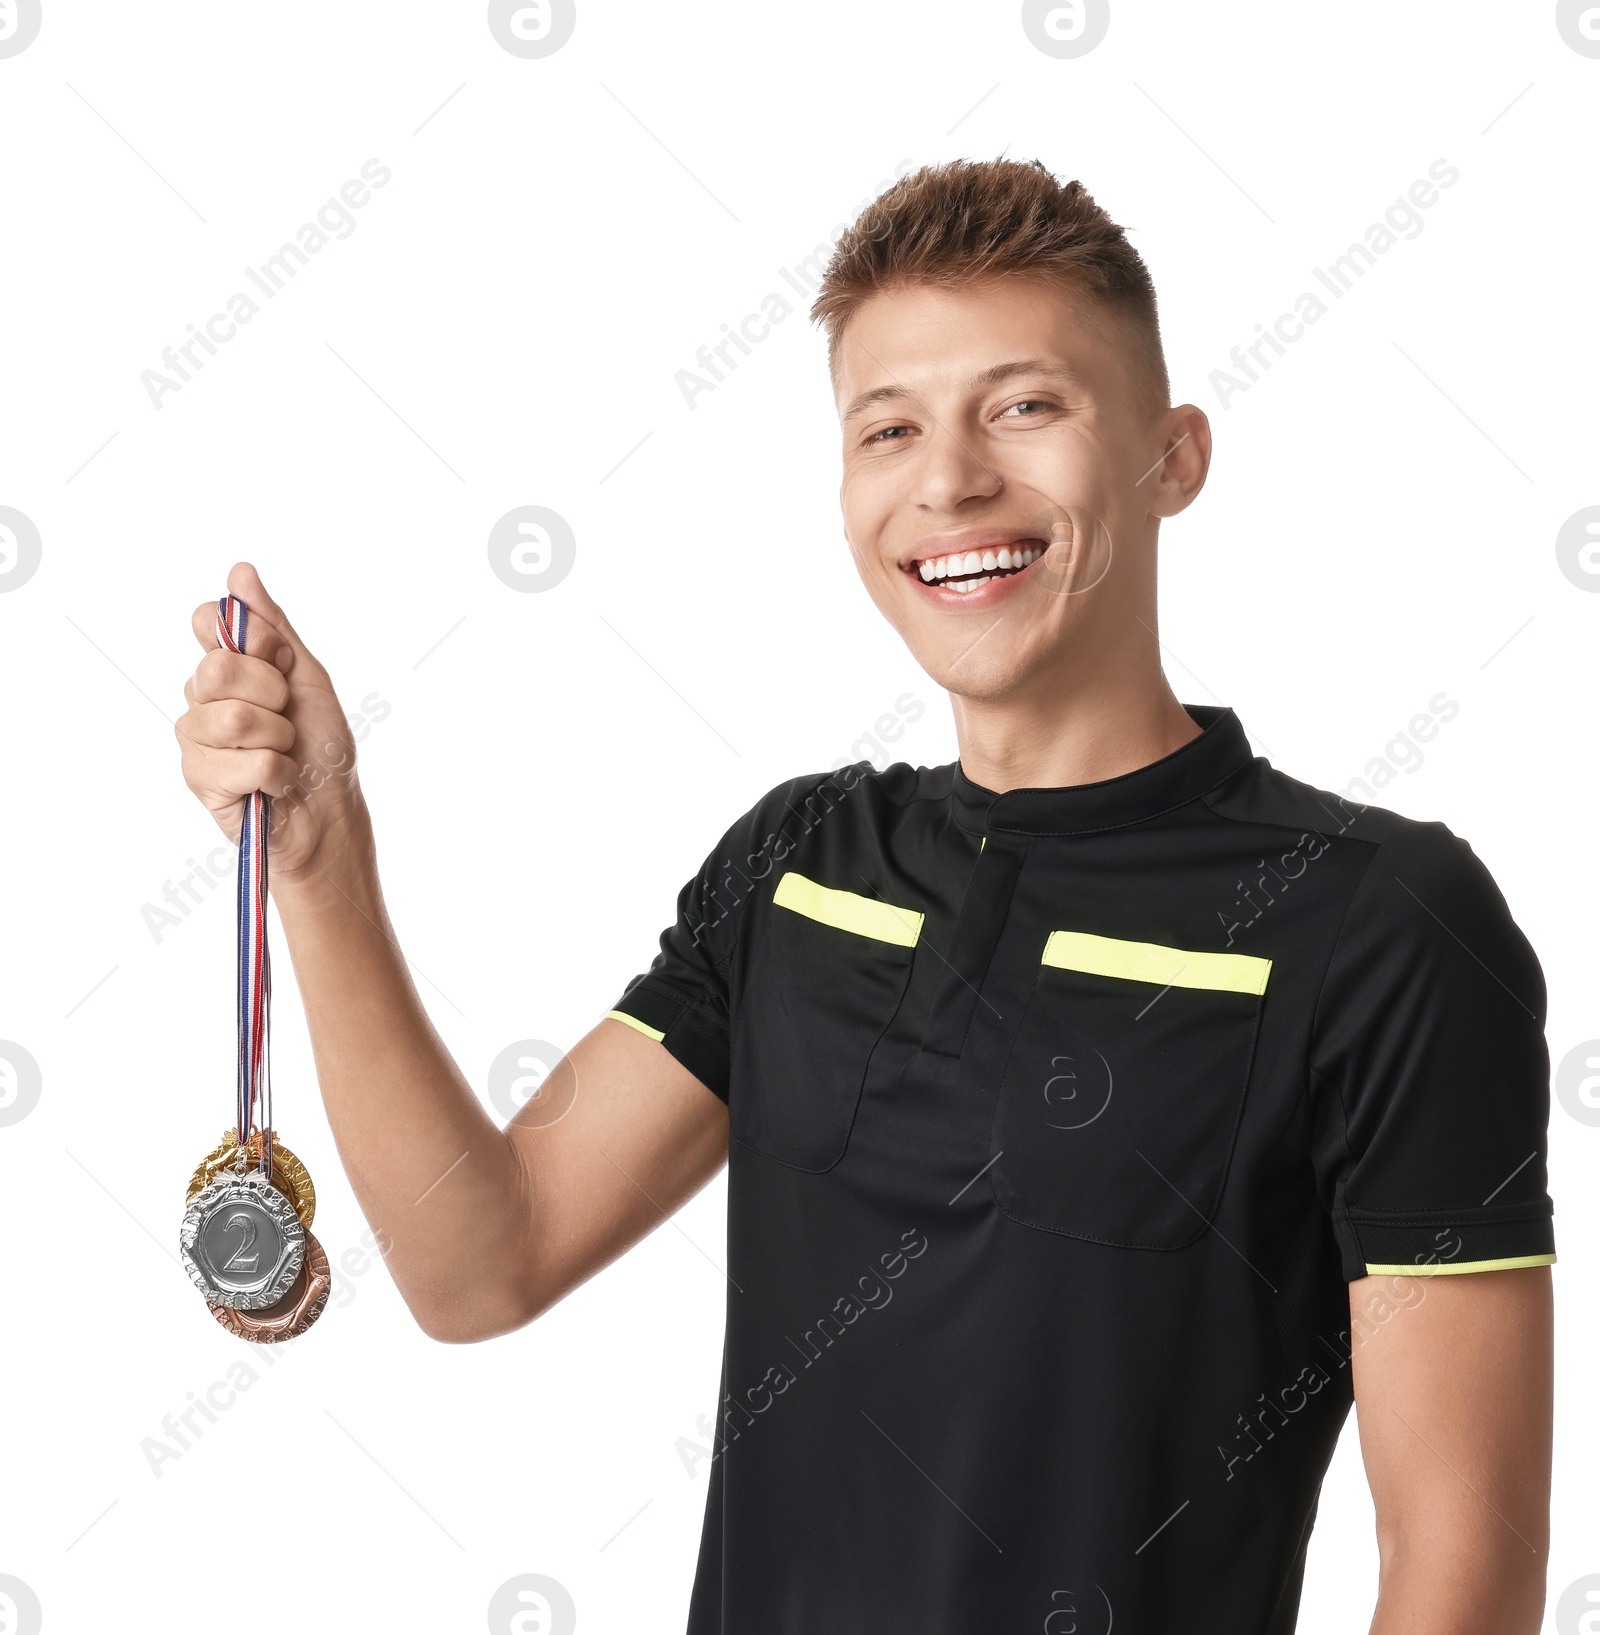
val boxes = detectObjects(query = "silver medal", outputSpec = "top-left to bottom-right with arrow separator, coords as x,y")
179,1168 -> 306,1310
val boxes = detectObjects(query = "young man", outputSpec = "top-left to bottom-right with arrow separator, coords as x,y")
175,159 -> 1556,1632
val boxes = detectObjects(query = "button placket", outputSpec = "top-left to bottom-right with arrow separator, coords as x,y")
919,831 -> 1029,1060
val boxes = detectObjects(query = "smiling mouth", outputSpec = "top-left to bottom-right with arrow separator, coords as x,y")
909,540 -> 1048,594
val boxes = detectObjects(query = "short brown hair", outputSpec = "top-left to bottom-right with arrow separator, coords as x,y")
810,157 -> 1170,414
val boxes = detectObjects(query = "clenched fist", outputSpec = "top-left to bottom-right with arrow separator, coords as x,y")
175,562 -> 368,883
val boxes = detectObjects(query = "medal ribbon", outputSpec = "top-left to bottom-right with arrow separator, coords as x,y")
216,595 -> 274,1180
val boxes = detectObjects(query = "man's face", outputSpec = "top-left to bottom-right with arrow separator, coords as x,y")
834,276 -> 1206,702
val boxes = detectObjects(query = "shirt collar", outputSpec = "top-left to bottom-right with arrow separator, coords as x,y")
950,705 -> 1256,837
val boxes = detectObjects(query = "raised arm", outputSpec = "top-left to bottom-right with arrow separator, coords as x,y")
1352,1266 -> 1553,1635
175,562 -> 729,1342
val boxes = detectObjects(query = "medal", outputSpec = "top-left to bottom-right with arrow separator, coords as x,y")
179,593 -> 327,1341
186,1128 -> 316,1228
205,1232 -> 331,1343
181,1169 -> 305,1309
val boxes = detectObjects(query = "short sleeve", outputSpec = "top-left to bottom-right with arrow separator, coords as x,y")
1309,822 -> 1556,1281
607,773 -> 849,1102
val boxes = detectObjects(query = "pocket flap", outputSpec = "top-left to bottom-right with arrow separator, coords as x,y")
1041,930 -> 1271,996
773,871 -> 924,948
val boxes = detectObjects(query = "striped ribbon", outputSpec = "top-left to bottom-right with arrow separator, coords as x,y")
215,595 -> 274,1180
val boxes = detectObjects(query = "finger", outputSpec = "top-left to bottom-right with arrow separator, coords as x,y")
190,648 -> 291,712
177,740 -> 304,807
181,698 -> 297,755
225,562 -> 329,684
190,596 -> 292,667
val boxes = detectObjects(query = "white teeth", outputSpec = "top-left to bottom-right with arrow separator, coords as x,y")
911,543 -> 1046,584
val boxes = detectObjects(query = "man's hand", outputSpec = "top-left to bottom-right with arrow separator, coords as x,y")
1353,1266 -> 1553,1634
176,560 -> 364,883
169,560 -> 730,1342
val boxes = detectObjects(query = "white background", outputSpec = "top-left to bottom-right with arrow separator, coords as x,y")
0,3 -> 1596,1631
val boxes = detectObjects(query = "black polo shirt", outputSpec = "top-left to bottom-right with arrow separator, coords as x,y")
609,705 -> 1556,1634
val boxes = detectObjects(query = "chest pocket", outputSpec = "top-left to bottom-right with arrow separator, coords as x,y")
990,930 -> 1270,1249
729,871 -> 921,1172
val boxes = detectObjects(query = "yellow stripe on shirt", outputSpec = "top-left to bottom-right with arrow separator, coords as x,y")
773,871 -> 923,947
1041,929 -> 1271,995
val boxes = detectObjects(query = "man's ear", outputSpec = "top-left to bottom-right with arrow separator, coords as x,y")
1143,404 -> 1212,519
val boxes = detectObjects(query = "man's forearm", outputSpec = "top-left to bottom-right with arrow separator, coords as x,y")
271,798 -> 534,1340
1354,1265 -> 1552,1635
1368,1537 -> 1547,1635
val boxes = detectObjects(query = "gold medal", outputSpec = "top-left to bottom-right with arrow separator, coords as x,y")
186,1127 -> 316,1229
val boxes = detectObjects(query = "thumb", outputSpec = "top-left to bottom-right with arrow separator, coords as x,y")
225,561 -> 326,679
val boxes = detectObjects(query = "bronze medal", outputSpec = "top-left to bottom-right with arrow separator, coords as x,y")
205,1231 -> 331,1343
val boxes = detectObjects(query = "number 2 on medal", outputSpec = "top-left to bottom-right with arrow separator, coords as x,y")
220,1210 -> 261,1273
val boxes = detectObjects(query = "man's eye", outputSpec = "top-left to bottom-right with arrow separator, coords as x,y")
867,424 -> 913,444
1001,399 -> 1052,418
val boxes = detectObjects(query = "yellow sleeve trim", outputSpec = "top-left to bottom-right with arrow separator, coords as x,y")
605,1009 -> 665,1042
1362,1253 -> 1556,1277
1041,929 -> 1271,995
773,871 -> 923,948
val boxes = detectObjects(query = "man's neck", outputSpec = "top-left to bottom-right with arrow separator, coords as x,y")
949,671 -> 1203,795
